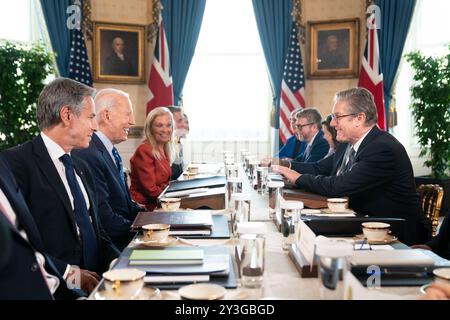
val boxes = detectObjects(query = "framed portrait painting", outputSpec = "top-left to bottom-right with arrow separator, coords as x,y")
307,19 -> 359,79
93,22 -> 146,84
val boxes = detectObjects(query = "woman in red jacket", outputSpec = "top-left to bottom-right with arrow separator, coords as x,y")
130,107 -> 174,211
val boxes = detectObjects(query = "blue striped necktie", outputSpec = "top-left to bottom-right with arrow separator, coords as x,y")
60,154 -> 98,270
112,147 -> 126,187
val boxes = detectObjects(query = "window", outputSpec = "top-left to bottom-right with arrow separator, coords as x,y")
0,0 -> 31,42
393,0 -> 450,175
182,0 -> 271,142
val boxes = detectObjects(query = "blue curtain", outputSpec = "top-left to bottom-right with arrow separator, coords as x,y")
252,0 -> 292,128
161,0 -> 206,105
40,0 -> 72,77
376,0 -> 416,120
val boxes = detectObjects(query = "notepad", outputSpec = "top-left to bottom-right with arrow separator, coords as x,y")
129,249 -> 204,266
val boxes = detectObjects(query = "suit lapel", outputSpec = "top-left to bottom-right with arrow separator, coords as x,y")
354,126 -> 380,160
331,143 -> 349,175
93,135 -> 129,196
32,136 -> 78,237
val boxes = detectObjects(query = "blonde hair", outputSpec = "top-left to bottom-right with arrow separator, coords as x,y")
143,107 -> 175,164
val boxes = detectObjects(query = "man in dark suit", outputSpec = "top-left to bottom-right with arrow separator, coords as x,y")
273,87 -> 431,245
1,78 -> 120,294
167,106 -> 188,180
73,88 -> 142,250
293,108 -> 329,163
413,212 -> 450,259
0,157 -> 82,299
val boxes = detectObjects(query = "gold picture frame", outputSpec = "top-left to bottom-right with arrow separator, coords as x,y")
93,22 -> 146,84
307,19 -> 359,79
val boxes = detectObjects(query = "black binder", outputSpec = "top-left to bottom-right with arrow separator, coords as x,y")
166,176 -> 226,193
302,216 -> 406,243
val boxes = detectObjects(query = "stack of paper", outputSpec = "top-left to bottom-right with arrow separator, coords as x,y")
129,249 -> 204,266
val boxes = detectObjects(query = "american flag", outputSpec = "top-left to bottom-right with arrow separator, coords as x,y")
358,14 -> 386,130
279,22 -> 305,144
147,15 -> 174,114
68,15 -> 93,86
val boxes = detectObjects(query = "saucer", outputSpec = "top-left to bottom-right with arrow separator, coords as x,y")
301,209 -> 322,215
94,286 -> 161,300
134,236 -> 177,247
354,234 -> 398,244
178,283 -> 226,300
321,208 -> 355,214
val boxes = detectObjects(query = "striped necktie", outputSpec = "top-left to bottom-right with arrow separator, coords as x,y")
112,147 -> 126,187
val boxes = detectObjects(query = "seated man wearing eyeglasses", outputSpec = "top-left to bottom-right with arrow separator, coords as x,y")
292,108 -> 329,163
272,87 -> 431,246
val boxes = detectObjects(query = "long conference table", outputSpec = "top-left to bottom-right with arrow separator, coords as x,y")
89,162 -> 427,300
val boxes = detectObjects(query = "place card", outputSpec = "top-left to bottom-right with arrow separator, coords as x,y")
296,220 -> 317,266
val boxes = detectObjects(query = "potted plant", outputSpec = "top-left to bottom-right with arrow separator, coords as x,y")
0,40 -> 54,151
405,45 -> 450,216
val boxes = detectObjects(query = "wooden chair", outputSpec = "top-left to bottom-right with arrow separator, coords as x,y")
417,184 -> 444,237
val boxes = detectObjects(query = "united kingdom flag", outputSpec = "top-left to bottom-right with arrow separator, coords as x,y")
147,15 -> 174,113
358,14 -> 386,130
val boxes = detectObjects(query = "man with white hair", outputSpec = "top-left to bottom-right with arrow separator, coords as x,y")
73,88 -> 142,250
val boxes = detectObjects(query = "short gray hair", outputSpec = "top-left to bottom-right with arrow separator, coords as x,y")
297,107 -> 322,129
334,87 -> 378,126
36,78 -> 95,130
94,88 -> 130,114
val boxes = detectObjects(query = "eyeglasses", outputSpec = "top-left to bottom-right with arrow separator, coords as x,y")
330,113 -> 358,122
294,122 -> 314,130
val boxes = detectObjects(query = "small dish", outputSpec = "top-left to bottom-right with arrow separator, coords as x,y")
134,236 -> 177,247
178,283 -> 226,300
321,208 -> 355,214
354,233 -> 398,244
94,286 -> 161,300
300,209 -> 322,215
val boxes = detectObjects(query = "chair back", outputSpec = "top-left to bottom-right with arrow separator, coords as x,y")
417,184 -> 444,237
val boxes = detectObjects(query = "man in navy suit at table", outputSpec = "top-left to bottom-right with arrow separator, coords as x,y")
0,157 -> 85,299
292,108 -> 329,163
73,88 -> 144,250
1,78 -> 120,295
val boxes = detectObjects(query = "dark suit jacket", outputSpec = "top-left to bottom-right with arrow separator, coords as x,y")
293,126 -> 431,245
1,135 -> 120,275
294,129 -> 329,163
427,212 -> 450,259
171,143 -> 184,181
73,134 -> 140,250
277,135 -> 307,160
103,53 -> 136,76
0,157 -> 80,300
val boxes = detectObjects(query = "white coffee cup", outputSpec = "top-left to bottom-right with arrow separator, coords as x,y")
433,268 -> 450,285
102,268 -> 145,299
142,224 -> 170,241
327,198 -> 348,212
362,222 -> 390,242
160,198 -> 181,211
187,165 -> 199,174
